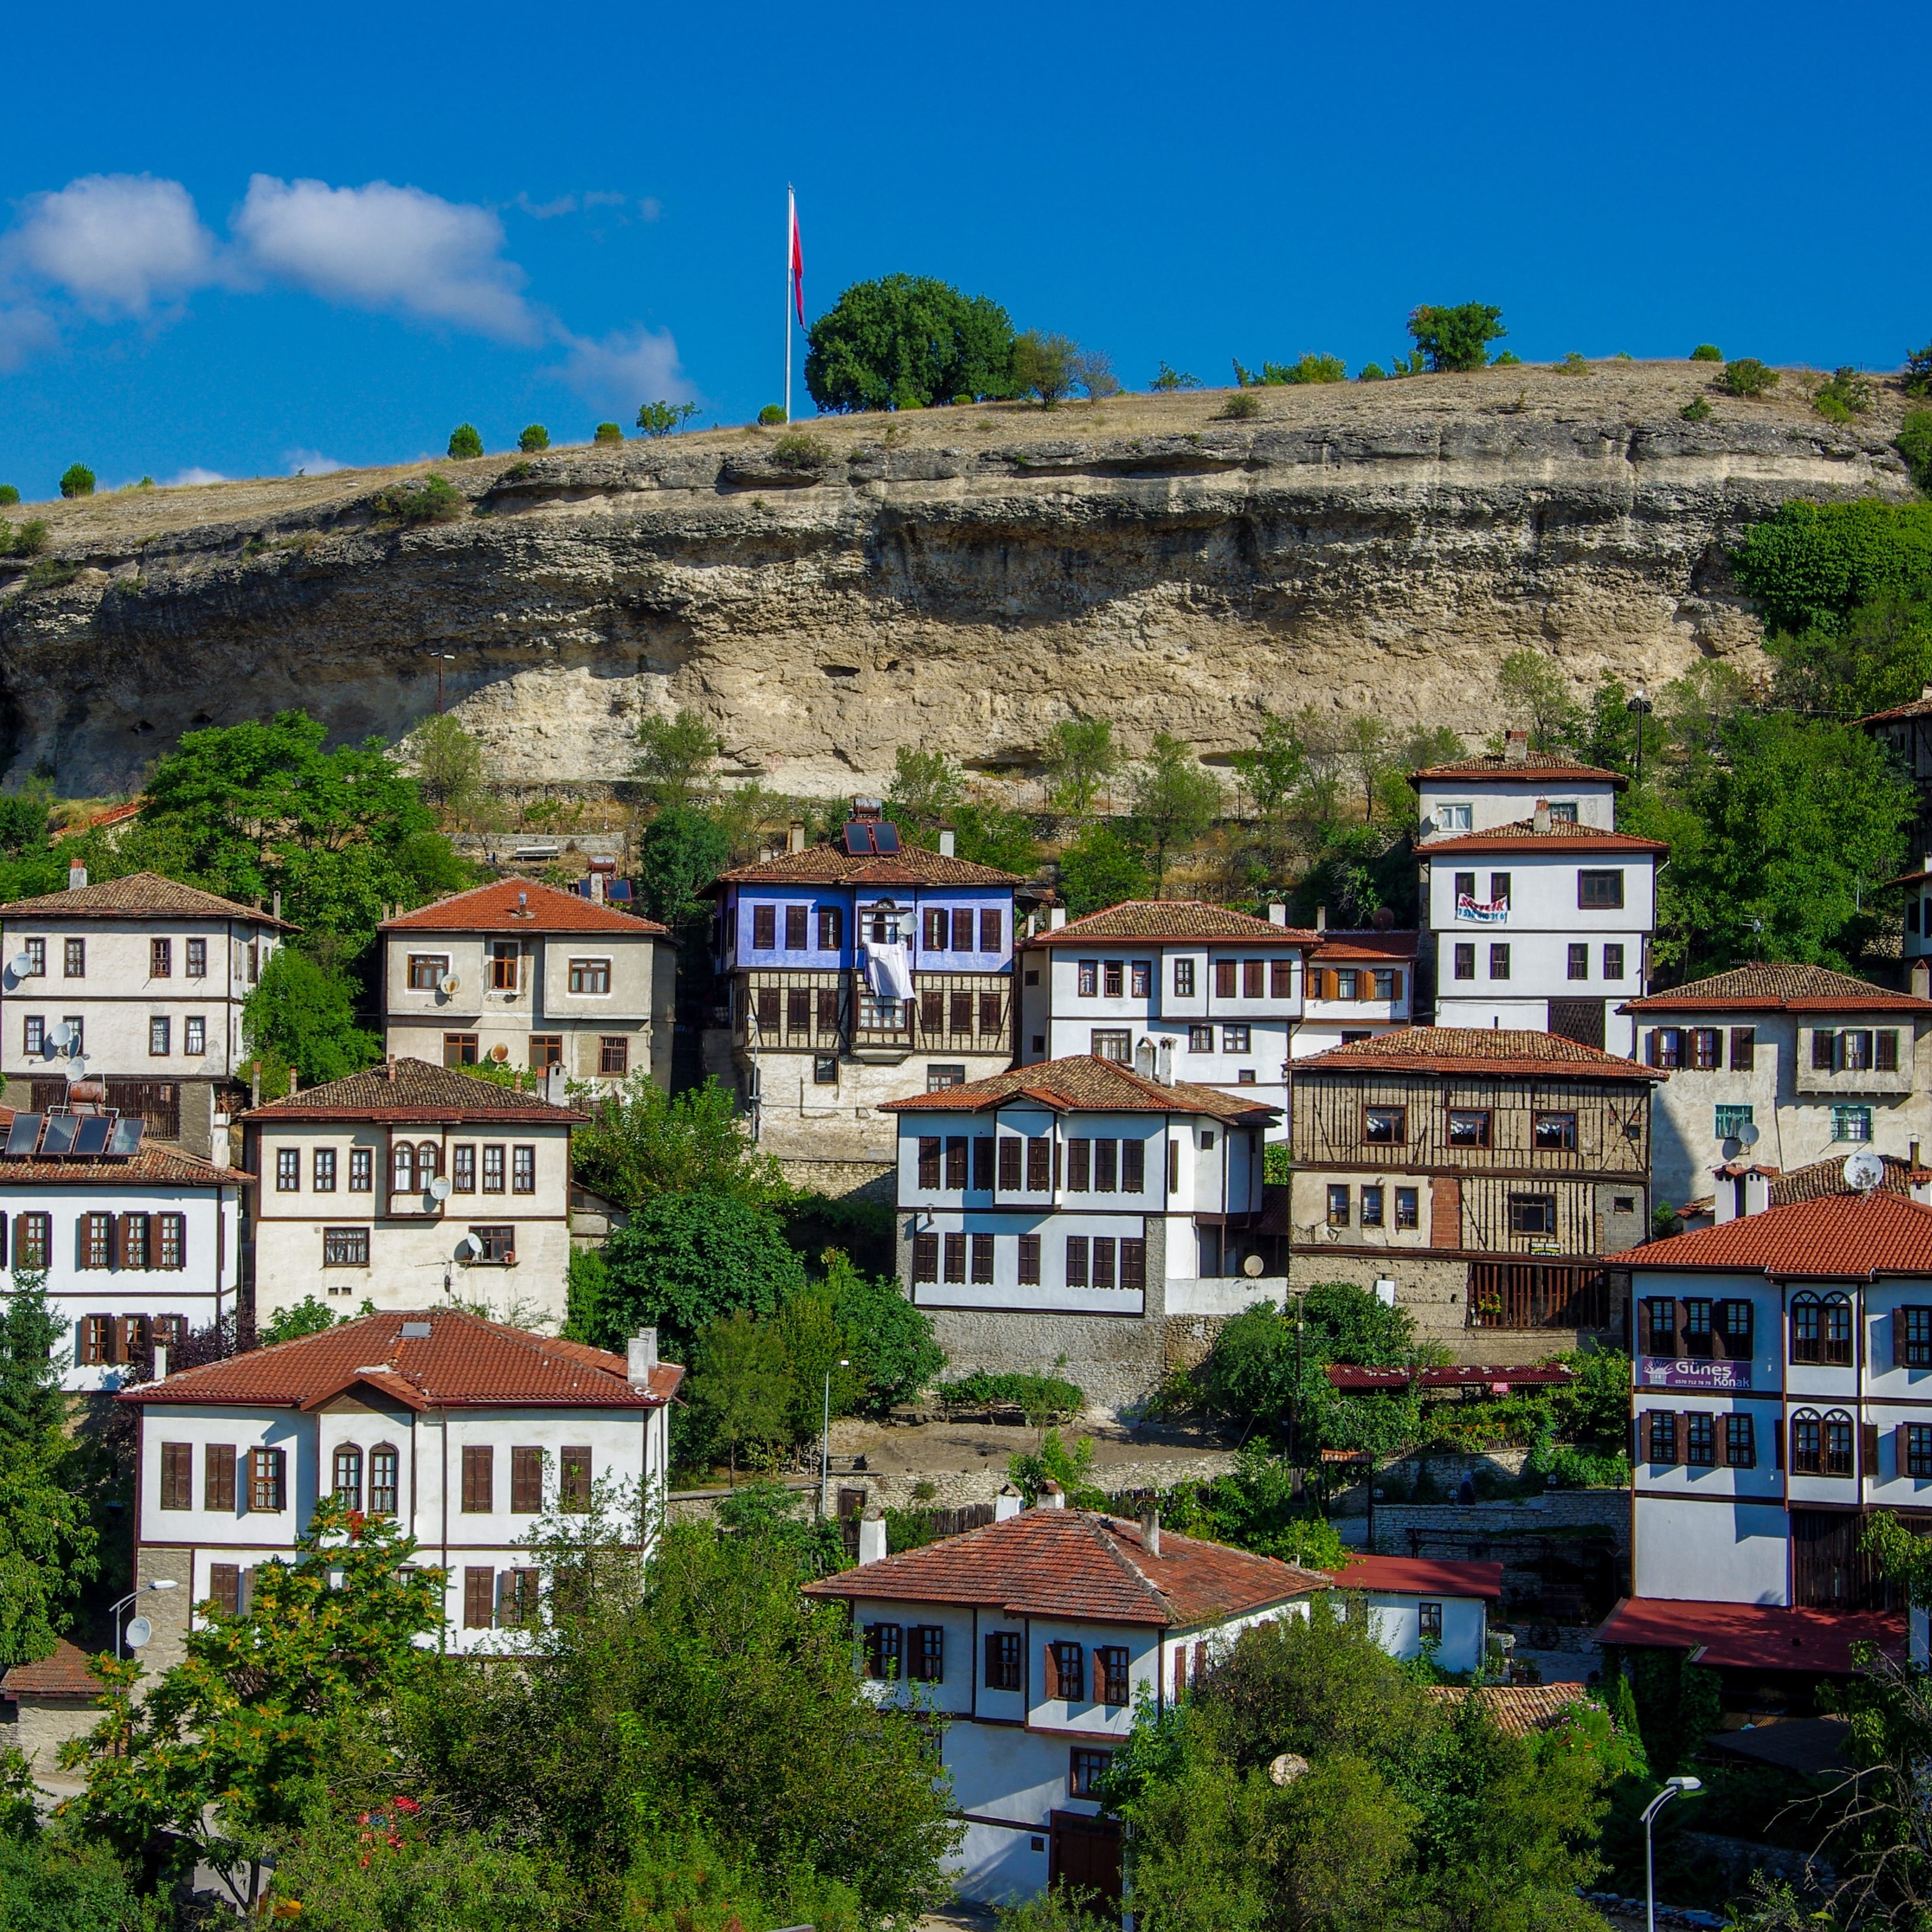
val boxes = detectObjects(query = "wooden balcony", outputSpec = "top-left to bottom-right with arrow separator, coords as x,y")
732,970 -> 1010,1063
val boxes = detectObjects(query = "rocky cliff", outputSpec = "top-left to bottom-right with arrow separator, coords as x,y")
0,362 -> 1915,796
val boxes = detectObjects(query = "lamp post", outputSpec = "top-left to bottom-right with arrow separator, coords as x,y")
820,1357 -> 850,1516
1626,683 -> 1654,784
111,1578 -> 180,1657
1643,1775 -> 1701,1932
431,651 -> 456,714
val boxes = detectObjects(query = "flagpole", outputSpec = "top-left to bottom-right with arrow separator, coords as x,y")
784,185 -> 793,423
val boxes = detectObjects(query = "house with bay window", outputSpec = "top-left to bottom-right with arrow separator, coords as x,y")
802,1493 -> 1329,1907
120,1307 -> 681,1672
380,878 -> 675,1089
1622,963 -> 1932,1221
239,1058 -> 581,1331
709,807 -> 1029,1164
882,1054 -> 1280,1406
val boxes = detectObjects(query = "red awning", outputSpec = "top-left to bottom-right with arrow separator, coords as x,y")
1593,1596 -> 1904,1673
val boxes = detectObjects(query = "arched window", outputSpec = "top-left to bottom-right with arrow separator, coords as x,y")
1822,1410 -> 1856,1476
417,1141 -> 440,1180
368,1444 -> 400,1516
392,1142 -> 415,1193
1791,1409 -> 1822,1474
333,1443 -> 362,1511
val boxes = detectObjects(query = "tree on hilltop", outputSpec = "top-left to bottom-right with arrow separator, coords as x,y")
1407,303 -> 1506,372
804,275 -> 1016,412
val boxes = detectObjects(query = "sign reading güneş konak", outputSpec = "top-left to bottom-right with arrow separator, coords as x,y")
1639,1357 -> 1752,1390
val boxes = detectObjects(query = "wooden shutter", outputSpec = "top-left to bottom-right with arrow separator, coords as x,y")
511,1446 -> 543,1513
206,1443 -> 236,1512
561,1447 -> 591,1509
920,989 -> 942,1034
209,1563 -> 241,1618
1863,1423 -> 1881,1479
1879,1030 -> 1900,1073
1388,970 -> 1404,1002
1215,959 -> 1236,998
161,1442 -> 192,1509
1043,1643 -> 1060,1699
461,1444 -> 493,1512
463,1567 -> 495,1630
1193,1640 -> 1209,1686
998,1136 -> 1021,1191
1673,1413 -> 1688,1466
1174,1646 -> 1187,1704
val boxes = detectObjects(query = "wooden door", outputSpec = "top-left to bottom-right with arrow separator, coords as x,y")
1048,1812 -> 1122,1909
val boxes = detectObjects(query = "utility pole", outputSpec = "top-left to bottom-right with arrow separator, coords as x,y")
433,651 -> 455,714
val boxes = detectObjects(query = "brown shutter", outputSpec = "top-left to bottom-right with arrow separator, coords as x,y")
561,1447 -> 592,1509
461,1444 -> 493,1512
1193,1640 -> 1209,1686
1043,1644 -> 1059,1699
463,1567 -> 495,1630
1863,1423 -> 1881,1479
511,1446 -> 543,1513
1673,1413 -> 1688,1465
114,1212 -> 131,1267
1389,971 -> 1404,1002
1174,1646 -> 1187,1704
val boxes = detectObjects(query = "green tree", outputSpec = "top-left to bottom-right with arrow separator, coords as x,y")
594,422 -> 624,444
804,275 -> 1016,412
63,1497 -> 442,1911
447,424 -> 484,459
517,423 -> 549,453
1231,711 -> 1308,822
0,1818 -> 152,1932
1058,822 -> 1152,917
567,1074 -> 787,1214
258,1293 -> 342,1345
1129,733 -> 1223,890
636,400 -> 699,438
1041,716 -> 1119,818
1721,358 -> 1780,398
243,946 -> 380,1087
1151,361 -> 1202,391
410,711 -> 485,817
0,486 -> 17,506
633,804 -> 732,928
0,1271 -> 65,1451
884,745 -> 965,835
632,707 -> 720,812
571,1192 -> 806,1358
1899,411 -> 1932,494
1407,304 -> 1506,372
57,464 -> 94,500
1496,648 -> 1584,751
1731,498 -> 1932,637
949,800 -> 1038,874
1764,595 -> 1932,718
821,1250 -> 944,1412
1012,330 -> 1077,406
688,1310 -> 794,1478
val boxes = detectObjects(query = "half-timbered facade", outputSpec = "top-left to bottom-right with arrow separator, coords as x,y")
710,809 -> 1027,1163
1288,1028 -> 1664,1359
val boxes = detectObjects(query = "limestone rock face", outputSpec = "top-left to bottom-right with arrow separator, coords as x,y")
0,373 -> 1910,795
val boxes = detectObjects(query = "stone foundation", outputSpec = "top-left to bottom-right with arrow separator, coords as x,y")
776,1158 -> 895,1205
925,1307 -> 1173,1413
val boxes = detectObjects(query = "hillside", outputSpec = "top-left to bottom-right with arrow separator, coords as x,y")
0,359 -> 1917,796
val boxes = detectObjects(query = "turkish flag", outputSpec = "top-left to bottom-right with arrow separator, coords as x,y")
789,192 -> 804,324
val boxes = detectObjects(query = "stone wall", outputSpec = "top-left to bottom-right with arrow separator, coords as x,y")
775,1158 -> 895,1205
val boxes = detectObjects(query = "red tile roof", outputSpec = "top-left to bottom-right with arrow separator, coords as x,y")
717,843 -> 1022,887
51,800 -> 144,843
0,870 -> 295,928
380,877 -> 668,936
1618,1189 -> 1932,1279
803,1506 -> 1329,1628
1593,1596 -> 1905,1673
1425,1683 -> 1594,1734
1,1638 -> 106,1699
1309,929 -> 1419,964
1333,1555 -> 1504,1601
877,1053 -> 1279,1123
1324,1364 -> 1576,1392
1766,1151 -> 1914,1208
241,1057 -> 581,1125
1021,900 -> 1315,945
1859,694 -> 1932,726
1293,1026 -> 1666,1083
1622,961 -> 1932,1014
121,1308 -> 682,1410
1419,820 -> 1667,856
0,1109 -> 247,1187
1412,751 -> 1627,789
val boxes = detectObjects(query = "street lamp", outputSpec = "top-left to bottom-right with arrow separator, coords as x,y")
1642,1775 -> 1701,1932
430,651 -> 456,714
820,1358 -> 851,1516
111,1578 -> 180,1657
1626,683 -> 1654,784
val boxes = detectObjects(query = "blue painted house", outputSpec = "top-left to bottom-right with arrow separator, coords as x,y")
710,803 -> 1031,1162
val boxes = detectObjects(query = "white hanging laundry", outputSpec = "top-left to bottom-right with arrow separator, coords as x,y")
867,940 -> 913,1000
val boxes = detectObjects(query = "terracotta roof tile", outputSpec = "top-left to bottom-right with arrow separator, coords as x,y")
717,842 -> 1022,887
1334,1554 -> 1505,1600
1425,1683 -> 1593,1735
241,1057 -> 581,1125
0,870 -> 295,928
1420,820 -> 1666,855
1859,694 -> 1932,726
1619,1190 -> 1932,1278
380,877 -> 668,936
1624,961 -> 1932,1014
1309,929 -> 1419,963
877,1053 -> 1279,1122
1022,901 -> 1313,945
121,1307 -> 682,1409
1412,752 -> 1628,788
0,1109 -> 247,1186
1293,1026 -> 1666,1083
1594,1596 -> 1904,1672
802,1506 -> 1329,1627
1766,1151 -> 1914,1208
1,1638 -> 105,1699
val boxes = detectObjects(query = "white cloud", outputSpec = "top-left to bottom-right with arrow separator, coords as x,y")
4,174 -> 218,318
549,324 -> 691,413
513,192 -> 579,220
637,197 -> 662,223
233,175 -> 539,343
284,449 -> 349,476
163,466 -> 226,487
0,302 -> 58,372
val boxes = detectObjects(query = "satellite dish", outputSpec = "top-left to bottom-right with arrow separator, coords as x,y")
429,1175 -> 452,1202
438,973 -> 460,996
124,1615 -> 153,1650
1844,1150 -> 1887,1195
8,952 -> 31,978
489,1043 -> 509,1063
65,1055 -> 89,1081
458,1233 -> 483,1260
1242,1252 -> 1265,1278
1737,1122 -> 1761,1148
49,1022 -> 73,1050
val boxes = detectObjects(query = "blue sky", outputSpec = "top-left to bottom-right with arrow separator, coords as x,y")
0,0 -> 1924,498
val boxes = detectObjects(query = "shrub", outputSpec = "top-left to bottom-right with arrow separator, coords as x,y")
1150,360 -> 1202,391
935,1371 -> 1084,1419
1720,358 -> 1780,397
1012,329 -> 1077,405
1691,343 -> 1724,362
57,464 -> 94,500
1899,411 -> 1932,494
1221,391 -> 1263,420
1235,353 -> 1346,386
372,475 -> 465,524
1406,302 -> 1506,372
1680,397 -> 1712,423
636,400 -> 699,438
805,273 -> 1016,412
1905,342 -> 1932,398
756,403 -> 786,424
446,423 -> 484,459
0,486 -> 16,506
1358,363 -> 1387,381
517,423 -> 549,453
21,557 -> 79,592
1073,348 -> 1121,400
15,521 -> 49,557
771,430 -> 829,472
594,422 -> 624,444
1491,348 -> 1522,366
1557,350 -> 1588,373
1814,366 -> 1876,423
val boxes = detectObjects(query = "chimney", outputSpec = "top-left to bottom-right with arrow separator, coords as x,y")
1049,907 -> 1068,930
1315,905 -> 1326,935
384,1053 -> 398,1082
788,818 -> 806,854
152,1343 -> 169,1383
1139,1504 -> 1161,1558
1532,797 -> 1551,835
1038,1479 -> 1066,1510
1504,730 -> 1529,765
590,870 -> 606,904
1135,1038 -> 1157,1080
627,1328 -> 659,1384
1155,1036 -> 1174,1086
994,1485 -> 1023,1522
1914,960 -> 1930,1000
66,862 -> 87,891
1267,902 -> 1287,926
288,1068 -> 297,1094
937,827 -> 955,858
545,1064 -> 569,1107
1744,1170 -> 1772,1216
856,1509 -> 888,1564
272,890 -> 281,922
